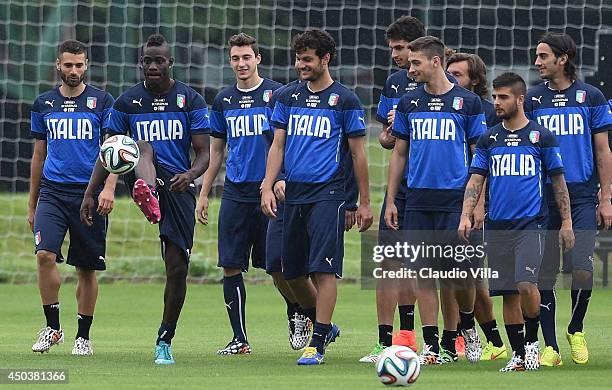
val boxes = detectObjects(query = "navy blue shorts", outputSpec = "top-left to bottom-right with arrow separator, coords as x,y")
402,210 -> 475,272
282,200 -> 345,280
124,162 -> 196,262
540,202 -> 596,288
486,224 -> 546,294
217,198 -> 267,271
265,202 -> 284,273
34,181 -> 107,271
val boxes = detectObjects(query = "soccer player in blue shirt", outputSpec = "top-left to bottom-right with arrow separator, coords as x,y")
360,15 -> 425,364
385,36 -> 487,365
262,29 -> 373,365
80,34 -> 210,365
195,33 -> 282,355
525,32 -> 612,366
461,72 -> 574,371
29,40 -> 116,356
446,52 -> 508,361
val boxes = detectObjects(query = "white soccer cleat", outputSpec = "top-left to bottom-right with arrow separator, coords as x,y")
32,327 -> 64,353
290,313 -> 312,350
71,337 -> 94,356
461,327 -> 483,363
524,341 -> 540,370
499,352 -> 526,372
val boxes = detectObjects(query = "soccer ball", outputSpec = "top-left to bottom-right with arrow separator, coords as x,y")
376,346 -> 420,386
99,135 -> 140,174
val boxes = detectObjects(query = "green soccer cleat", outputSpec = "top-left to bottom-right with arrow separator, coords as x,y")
359,342 -> 385,363
439,347 -> 458,363
480,341 -> 508,361
566,331 -> 588,364
540,346 -> 563,366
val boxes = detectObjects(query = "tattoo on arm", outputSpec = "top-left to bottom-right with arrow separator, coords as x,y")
462,179 -> 483,215
552,174 -> 571,221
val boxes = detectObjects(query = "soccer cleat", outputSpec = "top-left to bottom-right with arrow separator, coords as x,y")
359,342 -> 385,363
217,338 -> 252,355
439,348 -> 458,363
392,330 -> 418,352
418,344 -> 444,365
540,346 -> 563,366
154,341 -> 175,364
455,335 -> 465,357
71,337 -> 94,356
566,331 -> 588,364
132,179 -> 161,224
480,341 -> 508,361
524,341 -> 540,370
289,313 -> 312,350
297,346 -> 325,365
32,327 -> 64,353
461,327 -> 483,363
324,323 -> 340,348
499,352 -> 526,372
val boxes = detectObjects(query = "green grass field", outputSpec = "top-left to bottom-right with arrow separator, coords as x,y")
1,283 -> 611,389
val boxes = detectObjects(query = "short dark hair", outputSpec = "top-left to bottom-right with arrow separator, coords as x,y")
144,33 -> 168,50
58,40 -> 87,58
408,36 -> 446,61
385,16 -> 426,43
492,72 -> 526,96
447,53 -> 489,99
228,33 -> 259,56
538,32 -> 577,81
292,29 -> 337,62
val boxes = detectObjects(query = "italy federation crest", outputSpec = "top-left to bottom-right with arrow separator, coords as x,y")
86,97 -> 97,109
263,90 -> 272,103
328,93 -> 339,106
529,130 -> 540,144
452,96 -> 463,110
576,90 -> 586,103
177,94 -> 186,108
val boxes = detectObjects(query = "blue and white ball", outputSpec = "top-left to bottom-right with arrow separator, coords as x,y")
376,346 -> 420,386
99,135 -> 140,175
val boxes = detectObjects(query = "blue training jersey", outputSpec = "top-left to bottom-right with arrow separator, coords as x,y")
211,78 -> 282,203
269,80 -> 359,209
270,81 -> 366,204
393,84 -> 487,212
377,70 -> 458,200
470,121 -> 564,229
30,85 -> 114,185
106,81 -> 210,175
525,80 -> 612,204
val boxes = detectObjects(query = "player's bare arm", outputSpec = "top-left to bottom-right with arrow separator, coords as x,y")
80,159 -> 111,226
378,124 -> 396,150
170,133 -> 210,193
348,136 -> 373,232
469,143 -> 486,229
459,173 -> 485,242
261,129 -> 286,218
28,139 -> 47,232
384,137 -> 408,230
594,132 -> 612,228
196,137 -> 225,225
97,173 -> 118,216
551,173 -> 575,251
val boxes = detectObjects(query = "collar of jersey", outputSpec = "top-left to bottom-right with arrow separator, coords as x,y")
501,120 -> 532,133
306,80 -> 336,94
544,79 -> 576,94
56,84 -> 89,100
142,80 -> 177,98
236,78 -> 264,93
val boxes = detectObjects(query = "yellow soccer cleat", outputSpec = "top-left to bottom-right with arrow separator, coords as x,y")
566,331 -> 588,364
480,341 -> 508,361
540,346 -> 563,366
